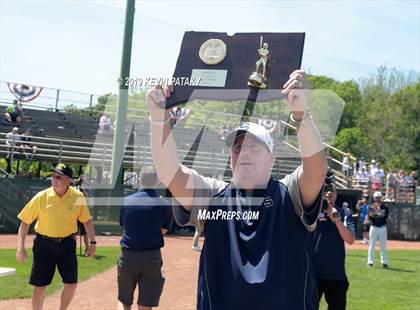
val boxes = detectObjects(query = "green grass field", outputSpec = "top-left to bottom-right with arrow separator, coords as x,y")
0,247 -> 120,299
320,250 -> 420,310
0,248 -> 419,309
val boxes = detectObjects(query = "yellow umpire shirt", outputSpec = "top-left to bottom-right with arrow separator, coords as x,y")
17,186 -> 91,237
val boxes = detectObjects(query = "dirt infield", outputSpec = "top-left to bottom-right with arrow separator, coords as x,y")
0,234 -> 419,310
1,234 -> 419,250
0,235 -> 199,310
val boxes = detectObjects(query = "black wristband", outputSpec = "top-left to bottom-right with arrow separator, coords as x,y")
90,241 -> 97,245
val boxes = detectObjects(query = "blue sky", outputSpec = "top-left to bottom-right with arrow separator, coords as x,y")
1,0 -> 419,96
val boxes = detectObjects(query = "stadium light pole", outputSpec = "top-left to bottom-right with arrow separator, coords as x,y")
110,0 -> 135,186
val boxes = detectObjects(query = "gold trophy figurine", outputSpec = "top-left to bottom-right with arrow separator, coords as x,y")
248,36 -> 270,89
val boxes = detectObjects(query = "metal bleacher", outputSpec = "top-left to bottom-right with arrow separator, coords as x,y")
0,106 -> 304,181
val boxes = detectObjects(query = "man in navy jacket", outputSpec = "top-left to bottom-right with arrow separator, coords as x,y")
118,166 -> 171,310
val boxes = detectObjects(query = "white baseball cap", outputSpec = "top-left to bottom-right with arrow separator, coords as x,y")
373,191 -> 382,198
342,202 -> 349,208
225,122 -> 274,153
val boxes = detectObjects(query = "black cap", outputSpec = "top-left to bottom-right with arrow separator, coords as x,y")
51,163 -> 73,178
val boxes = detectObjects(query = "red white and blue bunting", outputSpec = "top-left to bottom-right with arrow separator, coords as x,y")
258,118 -> 277,134
170,107 -> 192,121
7,82 -> 43,102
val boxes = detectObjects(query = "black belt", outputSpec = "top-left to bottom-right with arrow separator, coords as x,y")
36,233 -> 74,242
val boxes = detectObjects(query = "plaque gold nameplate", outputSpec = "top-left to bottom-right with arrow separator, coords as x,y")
190,69 -> 228,87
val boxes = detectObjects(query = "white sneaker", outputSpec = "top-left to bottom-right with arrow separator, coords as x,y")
192,245 -> 201,252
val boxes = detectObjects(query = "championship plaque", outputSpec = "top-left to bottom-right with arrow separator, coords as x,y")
164,32 -> 305,108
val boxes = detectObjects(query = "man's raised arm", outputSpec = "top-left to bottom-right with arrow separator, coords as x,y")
147,85 -> 195,211
282,70 -> 327,208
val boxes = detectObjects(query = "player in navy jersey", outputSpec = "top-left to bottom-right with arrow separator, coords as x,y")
147,70 -> 327,310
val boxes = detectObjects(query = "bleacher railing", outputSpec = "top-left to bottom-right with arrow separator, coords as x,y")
0,132 -> 273,180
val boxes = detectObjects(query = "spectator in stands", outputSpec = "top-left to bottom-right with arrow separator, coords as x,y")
21,128 -> 37,160
376,164 -> 385,179
342,153 -> 350,178
371,162 -> 385,192
118,165 -> 171,310
98,112 -> 113,135
396,170 -> 410,202
407,171 -> 417,203
353,157 -> 360,173
369,159 -> 378,175
410,171 -> 419,186
355,167 -> 369,190
353,156 -> 366,175
356,198 -> 370,244
359,157 -> 366,170
367,191 -> 389,268
4,99 -> 23,125
5,127 -> 24,158
385,169 -> 397,202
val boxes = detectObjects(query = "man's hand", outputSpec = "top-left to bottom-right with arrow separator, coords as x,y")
281,70 -> 310,120
16,248 -> 27,264
146,85 -> 173,122
326,205 -> 341,224
85,244 -> 96,258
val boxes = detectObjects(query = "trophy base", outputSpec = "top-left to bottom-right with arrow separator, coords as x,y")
248,80 -> 267,89
248,72 -> 267,89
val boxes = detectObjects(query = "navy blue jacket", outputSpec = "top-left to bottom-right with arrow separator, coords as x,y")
120,189 -> 171,251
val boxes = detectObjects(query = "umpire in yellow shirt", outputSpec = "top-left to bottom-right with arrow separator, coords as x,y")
16,163 -> 97,310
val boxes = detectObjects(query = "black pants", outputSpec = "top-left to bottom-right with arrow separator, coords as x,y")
316,277 -> 349,310
30,235 -> 77,286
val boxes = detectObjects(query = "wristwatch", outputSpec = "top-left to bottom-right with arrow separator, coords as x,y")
90,241 -> 97,245
290,109 -> 311,130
